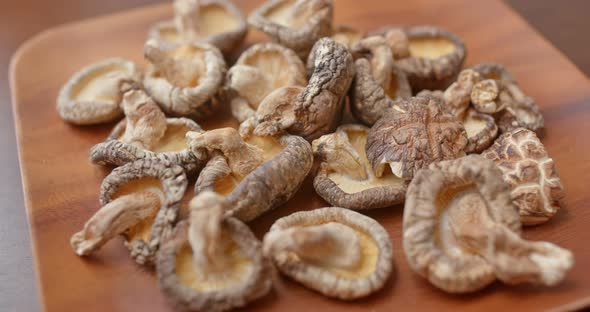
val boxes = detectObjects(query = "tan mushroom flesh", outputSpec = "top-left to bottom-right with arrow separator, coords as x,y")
313,124 -> 407,209
483,128 -> 564,225
226,43 -> 307,122
157,192 -> 272,311
148,0 -> 247,56
331,25 -> 365,49
404,155 -> 573,293
57,58 -> 141,125
143,40 -> 226,118
263,207 -> 393,300
71,158 -> 187,265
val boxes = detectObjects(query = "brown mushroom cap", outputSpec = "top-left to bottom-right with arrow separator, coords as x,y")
148,0 -> 247,56
390,26 -> 466,92
254,38 -> 354,141
191,127 -> 313,221
157,191 -> 272,311
226,43 -> 307,122
263,207 -> 393,300
143,40 -> 226,118
482,128 -> 564,225
71,158 -> 187,265
331,25 -> 365,49
57,58 -> 141,125
404,155 -> 573,293
248,0 -> 333,59
463,108 -> 498,154
366,96 -> 468,180
313,124 -> 407,209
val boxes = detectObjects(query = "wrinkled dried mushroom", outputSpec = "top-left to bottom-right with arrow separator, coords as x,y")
190,125 -> 313,221
157,191 -> 272,311
349,36 -> 412,125
404,155 -> 573,293
313,124 -> 407,209
90,89 -> 204,171
226,43 -> 307,122
253,38 -> 354,141
463,108 -> 498,154
263,207 -> 393,299
57,58 -> 141,125
471,62 -> 544,134
148,0 -> 247,56
71,158 -> 187,265
248,0 -> 333,58
143,39 -> 226,118
331,25 -> 365,49
366,96 -> 468,180
483,128 -> 564,225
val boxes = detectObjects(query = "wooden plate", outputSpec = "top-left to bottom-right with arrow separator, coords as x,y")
10,0 -> 590,311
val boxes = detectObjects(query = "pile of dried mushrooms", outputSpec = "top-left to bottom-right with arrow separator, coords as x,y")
60,0 -> 573,309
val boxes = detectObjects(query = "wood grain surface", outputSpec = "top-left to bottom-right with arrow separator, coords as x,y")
9,0 -> 590,311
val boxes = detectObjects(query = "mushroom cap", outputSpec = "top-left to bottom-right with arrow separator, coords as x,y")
100,158 -> 188,265
403,155 -> 521,293
57,58 -> 141,125
463,108 -> 498,153
248,0 -> 333,59
90,117 -> 204,173
392,26 -> 466,91
157,218 -> 272,311
366,96 -> 468,180
264,207 -> 393,300
143,42 -> 226,118
148,0 -> 247,56
482,128 -> 564,225
331,25 -> 365,49
195,133 -> 313,221
313,124 -> 408,209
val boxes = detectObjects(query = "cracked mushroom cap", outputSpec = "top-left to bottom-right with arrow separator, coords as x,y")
57,58 -> 141,125
404,155 -> 573,293
148,0 -> 247,56
157,192 -> 272,311
391,26 -> 466,92
263,207 -> 393,300
482,128 -> 564,225
313,124 -> 408,209
331,25 -> 365,49
349,36 -> 412,125
226,43 -> 307,123
366,96 -> 468,180
190,126 -> 313,221
248,0 -> 333,59
143,40 -> 226,118
253,38 -> 354,141
471,62 -> 544,134
71,158 -> 187,265
90,90 -> 204,172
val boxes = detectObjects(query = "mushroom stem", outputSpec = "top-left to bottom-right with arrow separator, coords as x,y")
353,36 -> 393,92
120,89 -> 167,150
227,65 -> 273,111
264,222 -> 362,270
70,191 -> 161,256
174,0 -> 200,41
253,86 -> 301,137
448,191 -> 573,286
312,131 -> 368,180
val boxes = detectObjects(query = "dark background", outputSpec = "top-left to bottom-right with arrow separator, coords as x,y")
1,0 -> 589,310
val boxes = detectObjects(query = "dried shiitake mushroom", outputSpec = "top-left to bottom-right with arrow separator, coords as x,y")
253,38 -> 354,141
331,25 -> 365,49
248,0 -> 333,58
71,158 -> 187,265
263,207 -> 393,300
349,36 -> 412,125
226,43 -> 307,123
57,58 -> 141,125
157,192 -> 272,311
143,39 -> 226,118
148,0 -> 247,56
313,124 -> 407,209
463,108 -> 498,154
471,62 -> 544,134
366,96 -> 468,180
404,155 -> 573,293
483,128 -> 564,225
189,125 -> 313,221
90,89 -> 204,172
388,26 -> 466,91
